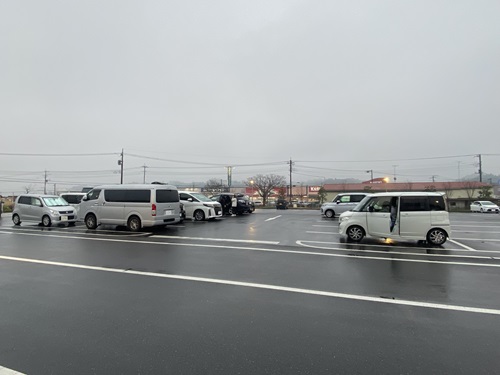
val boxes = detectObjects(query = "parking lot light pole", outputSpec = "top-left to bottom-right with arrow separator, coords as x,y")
366,170 -> 373,183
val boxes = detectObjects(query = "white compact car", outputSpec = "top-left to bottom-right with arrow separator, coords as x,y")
12,194 -> 77,227
470,201 -> 500,213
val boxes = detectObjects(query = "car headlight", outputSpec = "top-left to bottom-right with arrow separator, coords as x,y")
340,216 -> 350,222
49,209 -> 59,216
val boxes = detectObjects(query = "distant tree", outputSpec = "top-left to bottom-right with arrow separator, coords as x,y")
478,186 -> 492,198
247,174 -> 286,206
463,181 -> 477,199
442,182 -> 454,199
363,186 -> 373,192
204,179 -> 224,196
277,187 -> 287,200
317,186 -> 327,204
424,185 -> 436,192
403,181 -> 413,191
24,184 -> 35,193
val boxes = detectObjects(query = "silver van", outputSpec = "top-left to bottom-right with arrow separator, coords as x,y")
320,193 -> 369,218
12,194 -> 78,227
179,191 -> 223,221
79,184 -> 181,231
339,192 -> 450,245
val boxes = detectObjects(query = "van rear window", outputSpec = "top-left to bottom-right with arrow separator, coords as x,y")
105,189 -> 150,203
429,196 -> 446,211
156,190 -> 179,203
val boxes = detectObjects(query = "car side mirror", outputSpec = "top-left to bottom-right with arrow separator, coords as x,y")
336,200 -> 340,204
187,198 -> 193,202
82,196 -> 88,201
368,206 -> 374,212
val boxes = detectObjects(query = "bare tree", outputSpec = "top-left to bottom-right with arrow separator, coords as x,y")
204,179 -> 224,196
247,174 -> 286,206
478,186 -> 492,198
463,181 -> 477,199
403,181 -> 413,191
442,182 -> 454,199
24,184 -> 36,193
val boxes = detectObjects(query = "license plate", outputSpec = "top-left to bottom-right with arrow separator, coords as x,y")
164,210 -> 173,215
61,216 -> 68,221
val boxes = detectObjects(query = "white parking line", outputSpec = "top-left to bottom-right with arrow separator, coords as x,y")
2,230 -> 500,268
448,239 -> 477,251
1,254 -> 499,316
0,365 -> 26,375
153,235 -> 279,245
265,215 -> 282,222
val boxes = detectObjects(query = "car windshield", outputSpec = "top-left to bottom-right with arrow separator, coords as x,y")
43,197 -> 69,207
479,201 -> 495,205
190,193 -> 212,202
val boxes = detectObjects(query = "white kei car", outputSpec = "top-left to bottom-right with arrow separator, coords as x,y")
470,201 -> 500,213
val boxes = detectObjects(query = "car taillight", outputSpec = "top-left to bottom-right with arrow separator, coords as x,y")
152,204 -> 157,216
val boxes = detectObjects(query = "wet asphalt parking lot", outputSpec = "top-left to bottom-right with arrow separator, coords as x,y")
0,209 -> 500,374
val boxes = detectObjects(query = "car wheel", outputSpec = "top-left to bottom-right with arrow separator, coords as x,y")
346,225 -> 364,242
85,214 -> 98,229
427,228 -> 447,246
42,215 -> 52,227
480,208 -> 484,213
127,216 -> 141,232
12,214 -> 21,226
325,210 -> 335,218
228,207 -> 234,215
194,210 -> 205,221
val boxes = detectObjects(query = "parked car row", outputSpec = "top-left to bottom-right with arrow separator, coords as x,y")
11,185 -> 256,231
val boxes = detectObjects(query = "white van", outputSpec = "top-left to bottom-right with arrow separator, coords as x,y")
338,192 -> 450,245
178,191 -> 223,221
79,184 -> 181,231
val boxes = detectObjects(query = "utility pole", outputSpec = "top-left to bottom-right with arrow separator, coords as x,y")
366,170 -> 373,183
44,170 -> 48,194
477,154 -> 482,182
288,158 -> 294,203
430,175 -> 437,183
142,164 -> 147,184
226,166 -> 233,190
118,149 -> 124,184
392,165 -> 398,182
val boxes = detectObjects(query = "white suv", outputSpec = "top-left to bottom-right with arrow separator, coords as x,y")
179,191 -> 223,221
320,193 -> 368,218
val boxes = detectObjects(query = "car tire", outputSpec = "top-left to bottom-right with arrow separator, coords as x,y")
12,214 -> 21,226
127,216 -> 141,232
228,208 -> 234,215
346,225 -> 364,242
42,215 -> 52,227
325,210 -> 335,218
427,228 -> 447,246
194,210 -> 205,221
480,208 -> 484,213
85,214 -> 98,229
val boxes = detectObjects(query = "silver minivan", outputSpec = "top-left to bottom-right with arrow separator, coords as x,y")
339,192 -> 450,245
79,184 -> 181,231
320,193 -> 369,218
12,194 -> 78,227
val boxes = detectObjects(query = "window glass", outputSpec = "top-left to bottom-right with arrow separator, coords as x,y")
366,196 -> 392,212
125,190 -> 150,203
87,189 -> 101,200
179,193 -> 191,201
400,197 -> 429,212
104,189 -> 150,203
428,196 -> 446,211
18,196 -> 31,205
156,189 -> 179,203
351,194 -> 366,203
339,195 -> 350,203
43,197 -> 67,207
31,197 -> 42,206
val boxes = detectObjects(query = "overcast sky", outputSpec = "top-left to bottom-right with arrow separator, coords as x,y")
1,0 -> 499,193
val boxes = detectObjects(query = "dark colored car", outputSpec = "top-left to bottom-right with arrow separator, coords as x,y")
276,199 -> 288,209
210,193 -> 252,215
